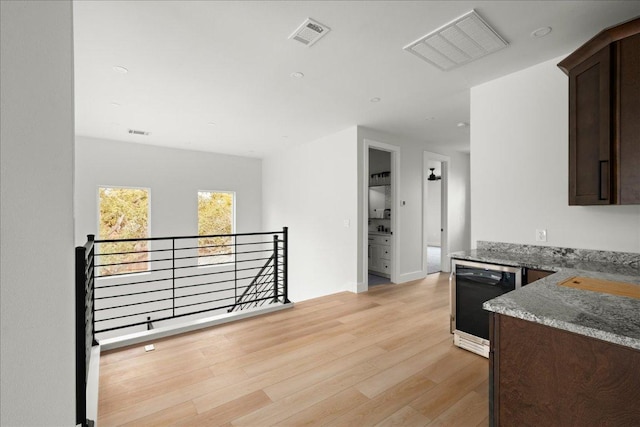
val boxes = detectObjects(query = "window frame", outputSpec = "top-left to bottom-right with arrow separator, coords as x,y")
96,185 -> 151,276
197,190 -> 236,267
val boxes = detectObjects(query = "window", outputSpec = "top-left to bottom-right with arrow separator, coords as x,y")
198,191 -> 234,265
98,187 -> 150,275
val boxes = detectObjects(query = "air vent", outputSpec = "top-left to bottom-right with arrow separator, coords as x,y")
128,129 -> 150,136
404,10 -> 508,71
289,18 -> 330,47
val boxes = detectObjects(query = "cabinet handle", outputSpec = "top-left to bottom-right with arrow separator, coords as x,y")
599,160 -> 609,201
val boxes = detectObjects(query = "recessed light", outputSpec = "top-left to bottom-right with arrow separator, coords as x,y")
457,122 -> 469,128
291,72 -> 305,78
110,102 -> 121,107
370,97 -> 381,103
113,66 -> 129,74
530,27 -> 552,38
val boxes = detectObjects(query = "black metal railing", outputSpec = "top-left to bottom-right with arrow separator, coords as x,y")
86,227 -> 289,338
74,227 -> 288,425
75,236 -> 96,427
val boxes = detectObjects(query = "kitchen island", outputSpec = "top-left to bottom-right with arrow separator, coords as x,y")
451,242 -> 640,426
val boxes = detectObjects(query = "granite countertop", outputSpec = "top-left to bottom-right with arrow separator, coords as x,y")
450,243 -> 640,351
450,248 -> 639,276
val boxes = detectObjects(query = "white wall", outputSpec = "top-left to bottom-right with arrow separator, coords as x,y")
471,56 -> 640,253
0,1 -> 76,424
75,136 -> 262,243
357,127 -> 471,284
262,127 -> 359,302
76,137 -> 264,338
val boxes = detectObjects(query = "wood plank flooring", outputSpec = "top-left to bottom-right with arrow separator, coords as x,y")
98,273 -> 489,426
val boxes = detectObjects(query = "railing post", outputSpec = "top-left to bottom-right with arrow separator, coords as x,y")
283,227 -> 290,303
172,238 -> 175,318
87,234 -> 97,345
273,235 -> 279,303
234,235 -> 238,306
75,244 -> 87,426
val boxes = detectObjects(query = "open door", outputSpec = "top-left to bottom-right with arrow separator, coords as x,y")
423,151 -> 450,274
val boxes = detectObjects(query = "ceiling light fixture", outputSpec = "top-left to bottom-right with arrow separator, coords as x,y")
207,122 -> 215,126
370,97 -> 381,103
110,102 -> 121,107
530,27 -> 552,38
404,9 -> 508,71
457,121 -> 469,128
427,168 -> 442,181
113,66 -> 129,74
290,72 -> 304,78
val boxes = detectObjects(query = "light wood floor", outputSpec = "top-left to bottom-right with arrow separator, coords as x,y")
98,273 -> 489,426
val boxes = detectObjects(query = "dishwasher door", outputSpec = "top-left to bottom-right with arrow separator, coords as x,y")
450,259 -> 522,356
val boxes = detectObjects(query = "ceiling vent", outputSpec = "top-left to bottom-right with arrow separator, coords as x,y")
289,18 -> 330,47
403,10 -> 508,71
128,129 -> 150,136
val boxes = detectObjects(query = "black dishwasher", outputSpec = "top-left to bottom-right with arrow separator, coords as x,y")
450,259 -> 522,357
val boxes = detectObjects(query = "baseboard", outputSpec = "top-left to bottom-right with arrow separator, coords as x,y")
99,302 -> 294,351
356,281 -> 368,293
398,270 -> 427,283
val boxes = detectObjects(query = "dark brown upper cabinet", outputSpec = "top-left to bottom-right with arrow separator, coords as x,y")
558,17 -> 640,205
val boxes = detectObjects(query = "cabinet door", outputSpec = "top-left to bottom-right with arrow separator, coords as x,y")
368,244 -> 378,271
569,47 -> 612,205
617,33 -> 640,204
369,244 -> 382,272
490,314 -> 640,426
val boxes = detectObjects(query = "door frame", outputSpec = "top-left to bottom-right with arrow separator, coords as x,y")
362,139 -> 400,290
423,151 -> 450,274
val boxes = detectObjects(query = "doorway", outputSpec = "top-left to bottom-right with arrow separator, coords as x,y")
423,151 -> 450,275
368,148 -> 392,286
426,160 -> 442,274
362,139 -> 400,290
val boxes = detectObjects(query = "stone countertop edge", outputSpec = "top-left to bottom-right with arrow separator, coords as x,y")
450,249 -> 639,275
450,250 -> 640,351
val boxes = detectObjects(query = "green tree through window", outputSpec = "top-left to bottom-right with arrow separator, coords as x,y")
98,187 -> 149,275
198,191 -> 234,264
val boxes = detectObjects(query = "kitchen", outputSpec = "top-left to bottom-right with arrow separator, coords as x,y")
455,16 -> 640,425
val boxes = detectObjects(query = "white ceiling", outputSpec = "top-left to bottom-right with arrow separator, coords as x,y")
73,1 -> 640,157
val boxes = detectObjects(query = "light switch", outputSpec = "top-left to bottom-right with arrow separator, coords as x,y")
343,219 -> 350,228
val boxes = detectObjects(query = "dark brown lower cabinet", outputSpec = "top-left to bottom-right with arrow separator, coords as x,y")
489,313 -> 640,426
524,268 -> 554,284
